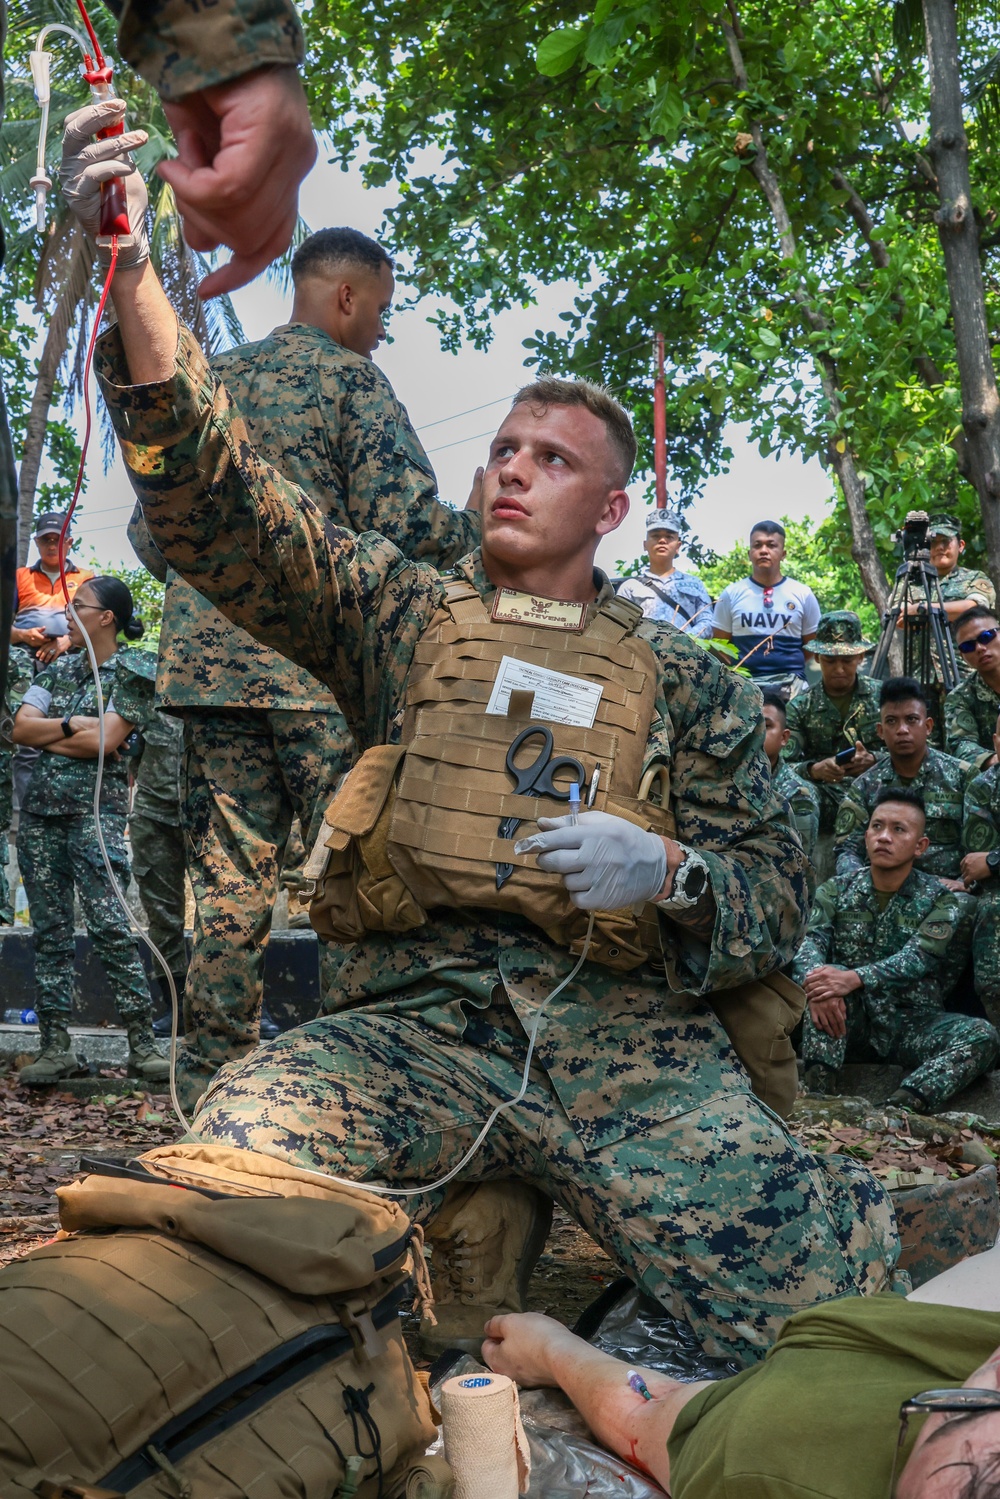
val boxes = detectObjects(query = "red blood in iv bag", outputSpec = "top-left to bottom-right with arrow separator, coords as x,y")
96,114 -> 130,237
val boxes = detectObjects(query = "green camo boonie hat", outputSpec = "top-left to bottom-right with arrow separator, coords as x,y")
811,611 -> 875,656
927,512 -> 961,538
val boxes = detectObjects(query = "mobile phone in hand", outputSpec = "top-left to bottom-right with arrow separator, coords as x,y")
834,745 -> 857,766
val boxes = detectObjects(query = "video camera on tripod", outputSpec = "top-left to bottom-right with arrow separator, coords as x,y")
869,509 -> 960,692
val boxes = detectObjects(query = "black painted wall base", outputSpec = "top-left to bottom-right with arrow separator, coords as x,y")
0,929 -> 321,1030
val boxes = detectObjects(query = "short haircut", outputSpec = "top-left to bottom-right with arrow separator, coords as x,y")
879,675 -> 931,713
760,689 -> 787,723
957,1451 -> 1000,1498
953,603 -> 1000,636
872,786 -> 926,823
750,520 -> 785,539
291,227 -> 393,284
511,377 -> 637,487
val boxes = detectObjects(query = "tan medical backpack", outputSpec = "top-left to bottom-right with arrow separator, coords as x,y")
0,1144 -> 440,1499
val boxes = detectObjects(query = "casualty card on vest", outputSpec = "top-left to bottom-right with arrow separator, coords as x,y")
486,655 -> 604,728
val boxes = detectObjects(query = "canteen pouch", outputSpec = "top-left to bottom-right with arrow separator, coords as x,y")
0,1143 -> 439,1499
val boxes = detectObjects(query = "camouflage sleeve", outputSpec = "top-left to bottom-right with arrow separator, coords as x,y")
110,664 -> 155,729
790,877 -> 838,984
127,503 -> 169,584
96,322 -> 442,751
945,688 -> 994,769
966,571 -> 997,610
782,692 -> 812,776
787,775 -> 820,861
853,888 -> 963,995
832,779 -> 870,875
333,368 -> 480,569
656,642 -> 812,995
963,770 -> 1000,853
101,0 -> 304,101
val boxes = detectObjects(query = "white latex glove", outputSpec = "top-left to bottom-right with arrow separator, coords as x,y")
60,99 -> 150,269
515,810 -> 668,910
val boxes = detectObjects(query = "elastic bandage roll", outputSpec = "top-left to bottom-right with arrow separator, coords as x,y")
440,1372 -> 530,1499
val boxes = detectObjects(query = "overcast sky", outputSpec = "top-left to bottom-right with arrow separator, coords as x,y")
40,143 -> 834,576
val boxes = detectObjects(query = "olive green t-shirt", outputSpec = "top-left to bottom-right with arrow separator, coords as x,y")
668,1295 -> 1000,1499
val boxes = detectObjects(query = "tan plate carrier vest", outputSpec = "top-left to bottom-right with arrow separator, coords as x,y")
308,577 -> 804,1116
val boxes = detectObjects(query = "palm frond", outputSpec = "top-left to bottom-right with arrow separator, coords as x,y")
967,48 -> 1000,136
892,0 -> 926,62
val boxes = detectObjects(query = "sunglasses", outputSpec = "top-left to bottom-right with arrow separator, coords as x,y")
958,628 -> 999,655
887,1387 -> 1000,1496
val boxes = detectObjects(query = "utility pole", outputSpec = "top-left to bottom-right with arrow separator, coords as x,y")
653,332 -> 667,509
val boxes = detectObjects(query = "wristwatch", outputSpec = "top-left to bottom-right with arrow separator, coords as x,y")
987,850 -> 1000,876
60,716 -> 74,739
657,848 -> 710,910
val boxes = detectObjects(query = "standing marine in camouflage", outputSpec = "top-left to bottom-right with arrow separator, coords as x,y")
927,513 -> 996,638
945,605 -> 1000,769
0,646 -> 31,924
762,690 -> 820,862
834,677 -> 970,886
129,226 -> 480,1111
961,711 -> 1000,1027
128,705 -> 188,1020
88,188 -> 903,1365
10,578 -> 168,1085
782,612 -> 881,834
800,789 -> 994,1113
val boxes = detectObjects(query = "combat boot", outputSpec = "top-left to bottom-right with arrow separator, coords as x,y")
418,1182 -> 553,1358
126,1023 -> 171,1086
802,1062 -> 838,1096
19,1024 -> 89,1087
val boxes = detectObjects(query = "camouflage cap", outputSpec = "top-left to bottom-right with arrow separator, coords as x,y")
927,513 -> 961,539
810,610 -> 875,657
645,508 -> 683,535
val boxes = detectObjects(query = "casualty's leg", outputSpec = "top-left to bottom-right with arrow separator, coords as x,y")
541,1087 -> 901,1367
482,1311 -> 709,1491
179,710 -> 293,1109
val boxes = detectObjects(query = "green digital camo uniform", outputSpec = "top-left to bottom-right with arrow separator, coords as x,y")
833,747 -> 970,881
128,323 -> 479,1105
796,870 -> 995,1112
16,648 -> 158,1037
102,0 -> 303,100
98,322 -> 902,1366
773,762 -> 820,861
0,647 -> 32,924
129,707 -> 187,982
962,764 -> 1000,1025
945,671 -> 1000,769
782,674 -> 882,833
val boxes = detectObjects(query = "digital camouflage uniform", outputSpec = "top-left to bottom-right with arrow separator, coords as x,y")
773,762 -> 820,861
98,323 -> 902,1366
128,323 -> 479,1107
833,747 -> 971,881
945,671 -> 1000,770
129,707 -> 187,984
103,0 -> 303,100
783,674 -> 882,833
16,648 -> 158,1037
962,765 -> 1000,1026
0,647 -> 32,924
796,870 -> 994,1111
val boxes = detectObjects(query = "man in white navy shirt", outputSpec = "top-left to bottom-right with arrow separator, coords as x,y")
713,520 -> 821,699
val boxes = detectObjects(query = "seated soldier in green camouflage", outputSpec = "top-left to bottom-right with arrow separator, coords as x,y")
834,677 -> 971,890
783,612 -> 880,835
762,691 -> 820,861
961,706 -> 1000,1029
946,605 -> 1000,770
799,788 -> 995,1113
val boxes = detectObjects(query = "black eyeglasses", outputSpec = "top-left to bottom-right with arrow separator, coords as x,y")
887,1387 -> 1000,1496
958,628 -> 999,655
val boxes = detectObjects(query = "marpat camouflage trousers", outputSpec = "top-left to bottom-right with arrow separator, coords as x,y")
194,988 -> 902,1366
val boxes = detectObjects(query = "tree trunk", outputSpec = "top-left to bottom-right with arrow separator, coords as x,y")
17,226 -> 94,564
922,0 -> 1000,588
721,9 -> 890,616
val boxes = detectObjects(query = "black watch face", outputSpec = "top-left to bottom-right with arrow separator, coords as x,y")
988,851 -> 1000,872
683,864 -> 708,898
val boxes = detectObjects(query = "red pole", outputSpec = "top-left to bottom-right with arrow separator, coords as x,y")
653,332 -> 667,509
